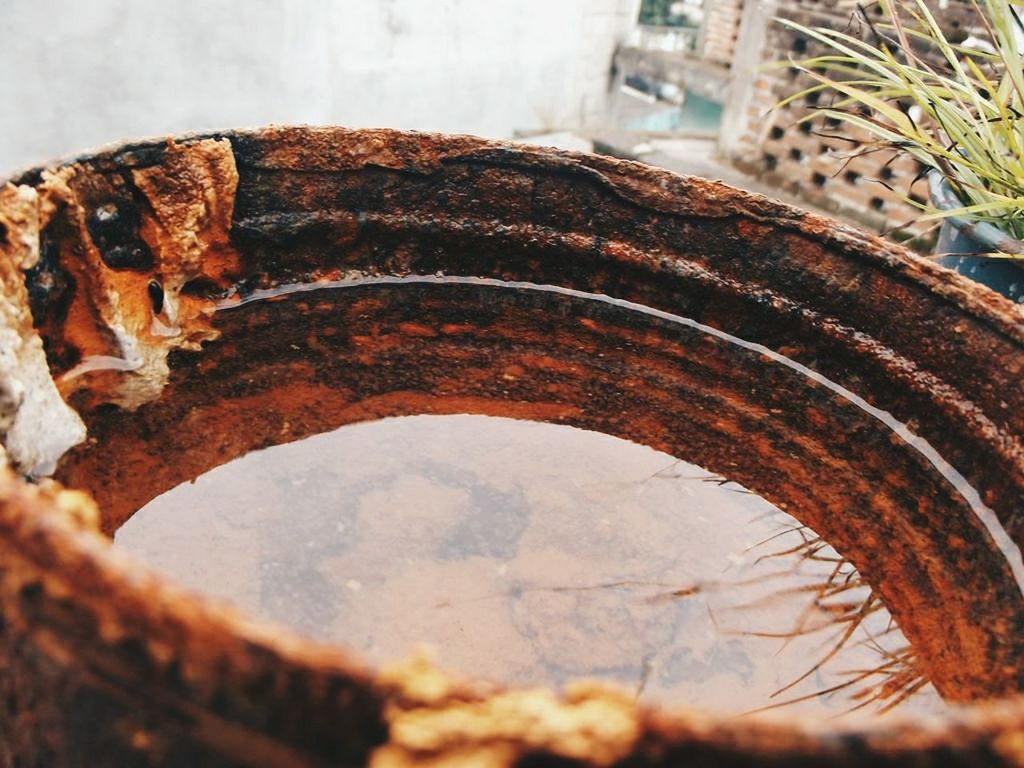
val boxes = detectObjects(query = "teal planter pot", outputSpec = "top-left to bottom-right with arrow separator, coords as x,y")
929,171 -> 1024,303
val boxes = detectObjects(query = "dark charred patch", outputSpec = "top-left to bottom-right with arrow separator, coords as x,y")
85,196 -> 153,271
147,280 -> 164,315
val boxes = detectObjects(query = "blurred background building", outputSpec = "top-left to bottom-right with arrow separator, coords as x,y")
2,0 -> 978,242
608,0 -> 975,243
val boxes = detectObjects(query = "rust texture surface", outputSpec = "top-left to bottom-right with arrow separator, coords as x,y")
0,126 -> 1023,766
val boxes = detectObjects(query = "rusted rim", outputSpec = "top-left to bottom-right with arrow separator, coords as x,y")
2,126 -> 1024,766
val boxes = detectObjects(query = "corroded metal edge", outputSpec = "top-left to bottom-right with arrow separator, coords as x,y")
1,127 -> 1023,766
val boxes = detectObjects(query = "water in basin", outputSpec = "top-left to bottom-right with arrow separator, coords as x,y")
107,277 -> 1017,718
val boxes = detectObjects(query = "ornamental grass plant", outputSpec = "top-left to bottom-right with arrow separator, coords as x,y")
776,0 -> 1024,253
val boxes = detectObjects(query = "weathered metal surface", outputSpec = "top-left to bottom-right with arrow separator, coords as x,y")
0,182 -> 85,474
0,126 -> 1023,766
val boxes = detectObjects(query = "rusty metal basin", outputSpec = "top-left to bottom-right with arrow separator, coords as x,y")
0,126 -> 1023,766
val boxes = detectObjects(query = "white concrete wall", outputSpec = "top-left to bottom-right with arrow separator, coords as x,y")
1,0 -> 640,175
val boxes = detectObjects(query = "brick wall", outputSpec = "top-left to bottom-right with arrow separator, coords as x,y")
722,0 -> 978,240
702,0 -> 745,66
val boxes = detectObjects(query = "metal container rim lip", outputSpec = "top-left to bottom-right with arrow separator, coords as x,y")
7,123 -> 1020,336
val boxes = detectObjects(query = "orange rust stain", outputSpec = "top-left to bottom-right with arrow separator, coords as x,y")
502,364 -> 525,380
398,322 -> 439,338
804,405 -> 829,429
735,218 -> 772,244
306,333 -> 333,356
517,354 -> 580,375
782,232 -> 829,264
349,297 -> 387,314
350,334 -> 405,351
333,393 -> 581,426
946,534 -> 968,552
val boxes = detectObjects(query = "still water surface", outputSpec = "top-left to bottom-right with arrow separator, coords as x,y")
117,413 -> 943,717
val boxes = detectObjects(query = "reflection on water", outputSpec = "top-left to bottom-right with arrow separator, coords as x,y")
116,414 -> 943,717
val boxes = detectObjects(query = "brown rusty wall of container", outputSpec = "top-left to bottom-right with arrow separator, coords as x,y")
0,127 -> 1022,766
